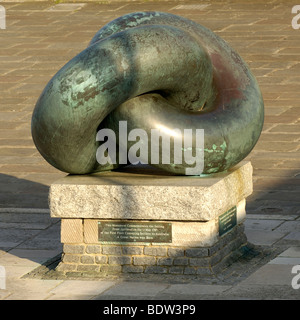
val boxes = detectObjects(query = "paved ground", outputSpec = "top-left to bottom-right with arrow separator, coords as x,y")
0,0 -> 299,300
0,210 -> 300,299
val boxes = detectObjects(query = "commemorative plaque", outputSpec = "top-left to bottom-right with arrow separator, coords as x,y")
218,206 -> 237,236
98,221 -> 172,243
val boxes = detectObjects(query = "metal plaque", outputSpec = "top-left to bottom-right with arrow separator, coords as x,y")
218,206 -> 237,236
98,221 -> 172,243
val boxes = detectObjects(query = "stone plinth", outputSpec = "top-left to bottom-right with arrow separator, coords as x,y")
50,161 -> 252,221
50,161 -> 252,276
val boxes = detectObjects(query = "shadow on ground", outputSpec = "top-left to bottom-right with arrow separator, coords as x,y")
0,174 -> 49,209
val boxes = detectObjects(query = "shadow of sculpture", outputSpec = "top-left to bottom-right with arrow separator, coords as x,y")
0,173 -> 49,209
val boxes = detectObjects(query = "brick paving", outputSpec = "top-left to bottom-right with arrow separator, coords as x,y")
0,0 -> 299,213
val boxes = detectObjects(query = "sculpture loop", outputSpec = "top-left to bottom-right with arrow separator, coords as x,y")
31,12 -> 264,175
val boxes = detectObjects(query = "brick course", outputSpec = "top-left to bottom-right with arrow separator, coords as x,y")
57,223 -> 247,276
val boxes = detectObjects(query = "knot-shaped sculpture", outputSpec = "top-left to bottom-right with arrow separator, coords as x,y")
31,11 -> 264,175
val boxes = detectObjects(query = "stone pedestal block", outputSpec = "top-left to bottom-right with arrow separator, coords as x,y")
50,161 -> 252,221
49,161 -> 253,276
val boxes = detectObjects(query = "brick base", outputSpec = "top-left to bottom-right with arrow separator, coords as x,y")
56,223 -> 247,276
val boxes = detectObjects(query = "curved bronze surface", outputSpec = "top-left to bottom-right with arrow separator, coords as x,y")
31,12 -> 264,175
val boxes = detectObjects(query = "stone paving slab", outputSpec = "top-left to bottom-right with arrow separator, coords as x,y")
48,280 -> 116,300
99,281 -> 169,297
155,283 -> 232,296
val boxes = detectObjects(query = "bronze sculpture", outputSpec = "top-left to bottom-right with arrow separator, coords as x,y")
31,12 -> 264,175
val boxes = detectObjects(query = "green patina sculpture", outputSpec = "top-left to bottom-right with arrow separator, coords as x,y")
31,12 -> 264,175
